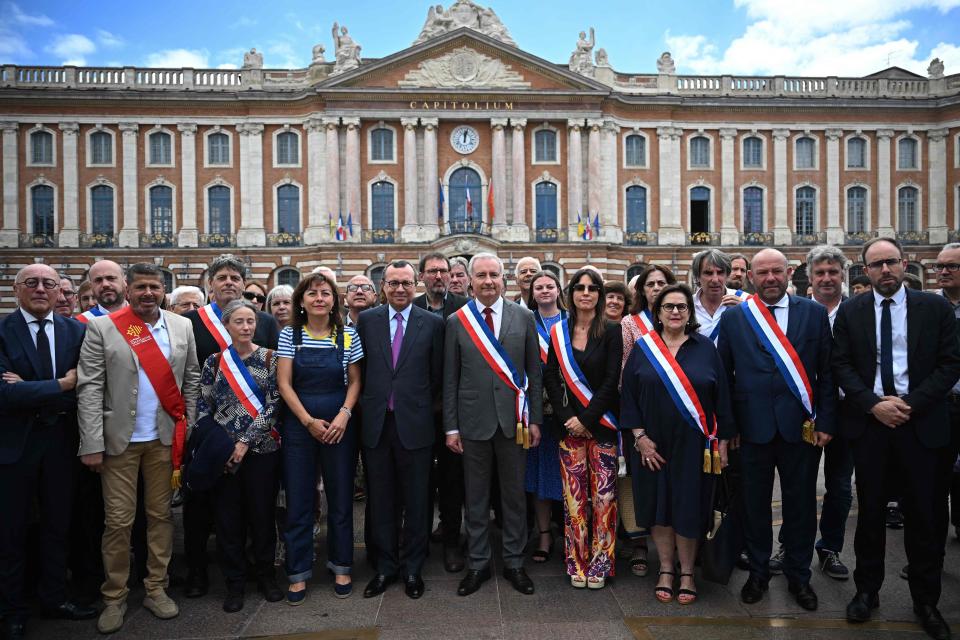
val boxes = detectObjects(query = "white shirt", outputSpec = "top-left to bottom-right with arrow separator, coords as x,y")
873,285 -> 909,397
132,313 -> 172,443
479,296 -> 504,339
764,294 -> 790,335
388,304 -> 412,344
19,308 -> 56,376
694,287 -> 738,340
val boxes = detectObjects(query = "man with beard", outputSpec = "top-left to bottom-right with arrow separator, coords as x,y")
934,243 -> 960,548
76,260 -> 127,323
692,249 -> 746,342
513,257 -> 541,308
727,253 -> 753,295
345,275 -> 378,327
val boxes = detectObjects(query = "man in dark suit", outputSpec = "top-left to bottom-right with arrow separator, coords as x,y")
357,260 -> 444,600
444,252 -> 543,597
718,248 -> 837,612
833,237 -> 960,640
180,254 -> 280,598
413,251 -> 468,571
0,263 -> 96,640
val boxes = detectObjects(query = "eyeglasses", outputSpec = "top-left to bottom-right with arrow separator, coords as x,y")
242,291 -> 266,303
346,284 -> 375,293
62,290 -> 76,297
572,284 -> 601,293
865,258 -> 901,271
935,263 -> 960,273
16,277 -> 59,290
424,268 -> 449,276
661,303 -> 690,313
385,280 -> 415,289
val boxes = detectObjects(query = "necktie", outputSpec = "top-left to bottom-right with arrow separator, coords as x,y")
34,319 -> 53,380
880,299 -> 896,396
388,312 -> 404,410
766,305 -> 777,318
483,307 -> 495,337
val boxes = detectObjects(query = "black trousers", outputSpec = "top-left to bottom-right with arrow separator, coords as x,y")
183,486 -> 215,576
68,460 -> 104,595
430,412 -> 464,547
214,450 -> 280,591
851,417 -> 942,606
936,402 -> 960,556
0,421 -> 75,622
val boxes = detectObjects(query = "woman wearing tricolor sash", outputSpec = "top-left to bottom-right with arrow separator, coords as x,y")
195,299 -> 284,613
620,284 -> 734,605
544,269 -> 623,589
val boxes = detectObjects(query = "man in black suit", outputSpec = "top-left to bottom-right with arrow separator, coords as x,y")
413,252 -> 468,572
180,254 -> 280,597
0,263 -> 96,640
834,237 -> 960,640
357,260 -> 444,599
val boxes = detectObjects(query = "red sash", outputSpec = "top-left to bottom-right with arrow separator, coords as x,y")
109,308 -> 188,479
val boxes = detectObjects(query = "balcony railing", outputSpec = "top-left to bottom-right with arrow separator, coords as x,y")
140,232 -> 175,248
199,233 -> 236,248
444,220 -> 490,236
742,231 -> 773,246
80,233 -> 115,248
267,232 -> 302,247
897,230 -> 929,245
535,228 -> 559,243
844,231 -> 877,245
949,230 -> 960,243
625,231 -> 657,246
19,233 -> 57,248
688,232 -> 720,246
793,231 -> 826,246
360,228 -> 396,244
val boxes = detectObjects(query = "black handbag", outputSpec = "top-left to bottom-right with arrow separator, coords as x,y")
699,470 -> 744,585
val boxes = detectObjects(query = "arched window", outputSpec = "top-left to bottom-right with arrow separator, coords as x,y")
898,138 -> 917,170
208,186 -> 231,234
625,134 -> 646,167
276,268 -> 300,288
31,185 -> 54,236
534,129 -> 557,163
847,186 -> 867,233
149,131 -> 172,165
690,186 -> 710,233
370,128 -> 393,162
743,137 -> 763,168
690,136 -> 710,168
626,185 -> 647,233
796,137 -> 816,169
535,182 -> 557,241
795,186 -> 816,235
448,167 -> 482,233
30,130 -> 53,165
160,269 -> 174,293
208,132 -> 230,165
743,186 -> 764,233
898,186 -> 918,232
149,185 -> 172,239
847,137 -> 866,169
91,185 -> 114,235
626,263 -> 646,282
90,130 -> 112,165
276,131 -> 298,165
371,181 -> 394,231
368,265 -> 386,293
277,184 -> 300,234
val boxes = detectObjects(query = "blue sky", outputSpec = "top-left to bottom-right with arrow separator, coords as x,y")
2,0 -> 959,77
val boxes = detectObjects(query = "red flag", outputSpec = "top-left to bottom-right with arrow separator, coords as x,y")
488,181 -> 495,222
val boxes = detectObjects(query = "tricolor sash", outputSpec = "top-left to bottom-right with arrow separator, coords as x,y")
549,319 -> 618,431
634,330 -> 721,474
630,310 -> 654,336
109,307 -> 188,485
76,305 -> 107,324
197,302 -> 232,351
219,345 -> 265,419
534,310 -> 565,364
707,290 -> 751,341
456,300 -> 531,447
734,289 -> 749,300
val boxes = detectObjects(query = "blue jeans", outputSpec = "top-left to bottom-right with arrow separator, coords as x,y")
815,435 -> 854,553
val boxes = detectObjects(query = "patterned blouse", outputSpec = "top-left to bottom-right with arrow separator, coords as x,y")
196,347 -> 281,455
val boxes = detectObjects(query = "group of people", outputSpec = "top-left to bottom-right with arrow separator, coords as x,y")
2,238 -> 959,640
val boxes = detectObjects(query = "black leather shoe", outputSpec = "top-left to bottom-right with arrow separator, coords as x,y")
740,575 -> 768,604
405,575 -> 425,599
363,574 -> 396,598
430,525 -> 444,543
846,591 -> 879,623
257,578 -> 284,603
457,568 -> 491,596
444,544 -> 465,573
914,604 -> 952,640
735,550 -> 750,571
222,590 -> 244,613
3,621 -> 25,640
502,568 -> 535,595
41,601 -> 98,620
184,571 -> 208,598
788,582 -> 818,611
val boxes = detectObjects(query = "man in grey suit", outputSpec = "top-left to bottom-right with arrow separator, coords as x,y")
443,252 -> 543,596
357,260 -> 444,600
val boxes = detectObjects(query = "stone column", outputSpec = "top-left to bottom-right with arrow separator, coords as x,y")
304,116 -> 327,244
490,118 -> 508,234
719,128 -> 738,245
587,120 -> 602,228
876,129 -> 894,236
656,126 -> 684,245
118,123 -> 139,247
421,117 -> 439,241
0,122 -> 17,247
343,117 -> 361,242
177,123 -> 198,247
58,122 -> 79,247
566,119 -> 583,239
237,123 -> 266,247
927,128 -> 949,244
825,128 -> 844,245
772,128 -> 791,245
400,117 -> 420,242
600,120 -> 622,242
508,117 -> 529,241
323,117 -> 341,236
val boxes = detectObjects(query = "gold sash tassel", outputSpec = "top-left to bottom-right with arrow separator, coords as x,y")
702,448 -> 712,474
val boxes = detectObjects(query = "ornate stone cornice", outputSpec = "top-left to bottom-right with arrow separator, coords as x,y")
58,122 -> 79,135
772,128 -> 790,140
177,123 -> 198,136
876,129 -> 895,139
927,128 -> 949,142
719,128 -> 738,139
118,122 -> 139,136
825,128 -> 843,140
400,117 -> 420,129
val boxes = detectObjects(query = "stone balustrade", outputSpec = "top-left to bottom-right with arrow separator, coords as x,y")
1,64 -> 310,91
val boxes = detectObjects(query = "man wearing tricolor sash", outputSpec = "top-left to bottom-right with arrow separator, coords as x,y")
75,259 -> 127,324
691,250 -> 749,343
717,248 -> 836,612
77,263 -> 199,634
443,253 -> 543,597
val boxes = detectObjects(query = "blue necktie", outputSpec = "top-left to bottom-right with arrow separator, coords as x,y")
880,299 -> 896,396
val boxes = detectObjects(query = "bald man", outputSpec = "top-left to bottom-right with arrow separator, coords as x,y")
77,260 -> 127,323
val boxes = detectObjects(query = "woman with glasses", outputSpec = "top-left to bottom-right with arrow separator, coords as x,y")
244,281 -> 268,311
266,285 -> 294,328
620,284 -> 733,605
543,268 -> 623,589
277,273 -> 363,602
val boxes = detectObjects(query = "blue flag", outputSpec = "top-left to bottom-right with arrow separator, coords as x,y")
592,213 -> 600,238
438,178 -> 445,224
347,212 -> 354,237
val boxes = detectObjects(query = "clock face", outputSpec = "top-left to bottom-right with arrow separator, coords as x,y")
450,125 -> 480,154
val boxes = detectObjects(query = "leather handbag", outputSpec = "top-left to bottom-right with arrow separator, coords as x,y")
699,470 -> 744,585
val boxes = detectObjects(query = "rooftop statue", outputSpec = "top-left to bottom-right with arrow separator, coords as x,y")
242,48 -> 263,69
657,51 -> 676,74
414,0 -> 516,46
569,27 -> 595,77
331,22 -> 361,75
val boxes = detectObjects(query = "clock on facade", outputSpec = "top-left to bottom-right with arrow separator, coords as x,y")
450,125 -> 480,154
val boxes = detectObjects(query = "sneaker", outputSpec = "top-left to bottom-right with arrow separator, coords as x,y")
900,564 -> 909,580
143,591 -> 179,619
817,549 -> 849,580
768,544 -> 785,575
886,503 -> 904,529
97,603 -> 126,634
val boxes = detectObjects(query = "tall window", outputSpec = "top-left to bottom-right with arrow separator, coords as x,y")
370,128 -> 393,162
276,131 -> 298,165
743,137 -> 763,168
276,268 -> 300,288
149,131 -> 172,165
625,185 -> 647,232
368,265 -> 386,293
371,181 -> 394,229
448,167 -> 481,230
90,131 -> 112,165
208,132 -> 230,165
690,186 -> 710,233
625,134 -> 646,167
534,129 -> 557,163
149,185 -> 173,236
898,186 -> 918,232
690,136 -> 710,168
795,137 -> 815,169
898,137 -> 917,169
277,184 -> 299,234
795,186 -> 816,235
31,130 -> 53,164
160,269 -> 174,293
847,186 -> 867,233
91,185 -> 114,235
743,186 -> 764,233
847,137 -> 866,169
208,186 -> 231,234
31,185 -> 54,235
534,182 -> 557,231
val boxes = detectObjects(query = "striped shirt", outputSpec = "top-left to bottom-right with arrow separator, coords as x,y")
277,325 -> 364,385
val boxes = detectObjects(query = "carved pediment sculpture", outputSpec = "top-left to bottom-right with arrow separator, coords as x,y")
657,51 -> 676,74
398,46 -> 530,88
331,22 -> 362,76
414,1 -> 516,46
568,27 -> 595,77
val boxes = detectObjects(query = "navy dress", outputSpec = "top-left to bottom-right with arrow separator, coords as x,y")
619,331 -> 734,539
525,312 -> 564,501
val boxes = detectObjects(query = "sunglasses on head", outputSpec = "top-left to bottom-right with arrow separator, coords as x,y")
242,291 -> 266,303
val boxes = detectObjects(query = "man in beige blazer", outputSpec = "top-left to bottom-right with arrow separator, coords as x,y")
77,263 -> 199,634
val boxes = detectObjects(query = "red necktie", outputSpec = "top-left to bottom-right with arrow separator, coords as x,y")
483,307 -> 495,336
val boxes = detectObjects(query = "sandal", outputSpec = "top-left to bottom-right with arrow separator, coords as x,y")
570,575 -> 587,589
531,529 -> 553,563
678,572 -> 697,605
630,545 -> 649,577
655,570 -> 675,603
587,575 -> 606,589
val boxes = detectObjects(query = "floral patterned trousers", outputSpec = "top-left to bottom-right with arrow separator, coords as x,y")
559,435 -> 618,578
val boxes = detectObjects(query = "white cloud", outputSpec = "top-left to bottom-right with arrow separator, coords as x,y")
144,48 -> 210,68
264,41 -> 305,68
229,16 -> 257,29
0,29 -> 32,60
97,29 -> 124,48
217,62 -> 238,69
46,34 -> 96,66
10,2 -> 53,27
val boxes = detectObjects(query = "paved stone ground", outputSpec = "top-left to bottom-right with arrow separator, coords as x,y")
29,465 -> 960,640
